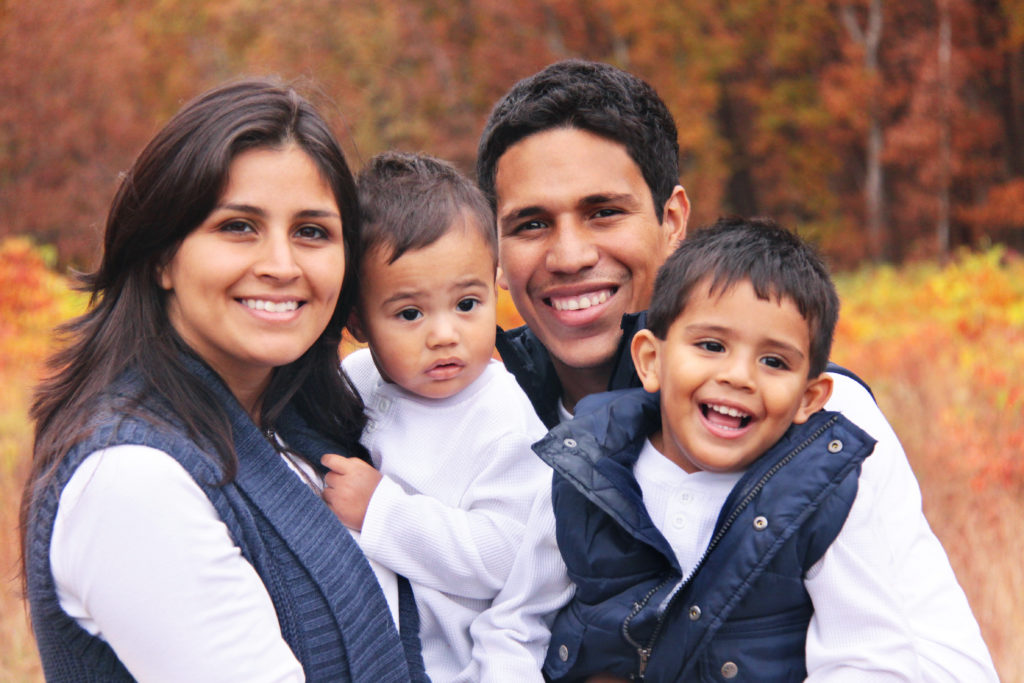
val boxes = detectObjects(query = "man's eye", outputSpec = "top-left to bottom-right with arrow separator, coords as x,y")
457,298 -> 479,312
592,208 -> 621,219
513,219 -> 547,234
697,340 -> 725,353
398,309 -> 422,321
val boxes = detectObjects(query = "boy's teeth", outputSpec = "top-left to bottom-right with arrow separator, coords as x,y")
709,404 -> 749,418
244,299 -> 298,313
552,290 -> 610,311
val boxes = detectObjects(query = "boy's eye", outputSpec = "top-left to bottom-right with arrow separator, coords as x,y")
760,355 -> 789,370
697,340 -> 725,353
398,308 -> 422,322
295,224 -> 328,240
457,297 -> 479,312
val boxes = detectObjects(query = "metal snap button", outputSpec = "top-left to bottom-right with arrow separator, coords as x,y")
558,644 -> 569,661
753,515 -> 768,530
721,661 -> 739,678
688,605 -> 702,621
563,438 -> 577,449
828,439 -> 843,453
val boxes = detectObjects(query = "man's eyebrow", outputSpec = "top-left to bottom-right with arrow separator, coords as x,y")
578,192 -> 636,207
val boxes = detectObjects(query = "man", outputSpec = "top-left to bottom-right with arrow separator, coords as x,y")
476,59 -> 997,679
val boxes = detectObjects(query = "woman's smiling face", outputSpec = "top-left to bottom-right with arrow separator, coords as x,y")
159,145 -> 346,412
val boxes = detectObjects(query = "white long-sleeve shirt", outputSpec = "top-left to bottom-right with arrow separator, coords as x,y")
52,441 -> 401,683
344,349 -> 566,683
634,373 -> 997,681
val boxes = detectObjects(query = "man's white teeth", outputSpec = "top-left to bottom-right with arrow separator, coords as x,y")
552,290 -> 610,311
708,404 -> 749,419
243,299 -> 299,313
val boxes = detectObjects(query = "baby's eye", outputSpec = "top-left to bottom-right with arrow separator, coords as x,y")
398,308 -> 422,322
295,224 -> 328,240
457,297 -> 480,312
697,340 -> 725,353
760,356 -> 789,370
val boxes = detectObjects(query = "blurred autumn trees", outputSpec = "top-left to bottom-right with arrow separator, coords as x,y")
1,0 -> 1021,268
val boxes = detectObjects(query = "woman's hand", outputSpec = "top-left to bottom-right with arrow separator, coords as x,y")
321,454 -> 382,531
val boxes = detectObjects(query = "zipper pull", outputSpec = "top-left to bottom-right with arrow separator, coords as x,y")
634,647 -> 651,680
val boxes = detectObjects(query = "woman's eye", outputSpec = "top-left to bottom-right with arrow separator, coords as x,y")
457,298 -> 479,312
296,224 -> 328,240
221,220 -> 255,234
398,309 -> 422,322
697,340 -> 725,353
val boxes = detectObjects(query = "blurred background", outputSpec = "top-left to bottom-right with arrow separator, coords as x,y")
1,0 -> 1022,680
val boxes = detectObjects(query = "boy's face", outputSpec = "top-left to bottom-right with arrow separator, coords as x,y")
352,219 -> 497,400
493,127 -> 689,407
631,279 -> 832,474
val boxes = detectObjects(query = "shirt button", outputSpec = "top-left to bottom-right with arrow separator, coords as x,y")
721,661 -> 739,678
558,644 -> 569,661
563,438 -> 577,449
828,439 -> 843,453
688,605 -> 702,621
753,515 -> 768,530
672,514 -> 688,529
678,491 -> 694,504
377,397 -> 392,412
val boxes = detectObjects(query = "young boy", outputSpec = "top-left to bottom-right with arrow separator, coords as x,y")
321,152 -> 571,683
533,217 -> 992,681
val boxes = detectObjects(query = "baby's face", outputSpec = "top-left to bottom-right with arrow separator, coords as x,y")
354,222 -> 497,400
634,279 -> 831,474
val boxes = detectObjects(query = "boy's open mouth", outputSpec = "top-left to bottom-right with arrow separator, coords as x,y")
701,402 -> 752,430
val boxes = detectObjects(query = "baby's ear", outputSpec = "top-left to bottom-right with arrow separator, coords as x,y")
347,310 -> 367,344
631,329 -> 663,394
792,373 -> 834,424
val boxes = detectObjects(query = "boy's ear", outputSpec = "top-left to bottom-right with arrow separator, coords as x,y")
347,310 -> 367,343
631,329 -> 663,394
792,373 -> 834,424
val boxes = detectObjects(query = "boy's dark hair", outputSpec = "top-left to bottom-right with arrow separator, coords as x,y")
357,151 -> 496,267
647,216 -> 840,376
476,59 -> 680,221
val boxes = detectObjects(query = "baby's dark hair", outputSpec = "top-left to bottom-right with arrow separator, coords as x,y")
647,216 -> 839,376
356,151 -> 496,268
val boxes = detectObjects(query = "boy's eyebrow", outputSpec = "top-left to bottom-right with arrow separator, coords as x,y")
686,324 -> 807,359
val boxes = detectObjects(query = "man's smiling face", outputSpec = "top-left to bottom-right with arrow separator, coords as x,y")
494,127 -> 688,406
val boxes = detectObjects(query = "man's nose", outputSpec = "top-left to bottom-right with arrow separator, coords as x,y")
544,218 -> 600,274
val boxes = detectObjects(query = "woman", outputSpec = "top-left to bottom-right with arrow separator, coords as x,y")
20,79 -> 425,681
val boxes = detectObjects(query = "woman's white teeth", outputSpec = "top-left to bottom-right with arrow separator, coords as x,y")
552,290 -> 610,311
709,404 -> 749,418
244,299 -> 298,313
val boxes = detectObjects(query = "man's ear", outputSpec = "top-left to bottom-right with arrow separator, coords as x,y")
347,310 -> 368,344
792,374 -> 834,424
631,329 -> 663,394
660,185 -> 690,254
496,264 -> 509,291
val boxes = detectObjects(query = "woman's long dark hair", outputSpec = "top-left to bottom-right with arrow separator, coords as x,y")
21,78 -> 366,574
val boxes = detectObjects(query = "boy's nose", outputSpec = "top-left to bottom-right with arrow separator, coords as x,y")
426,316 -> 459,348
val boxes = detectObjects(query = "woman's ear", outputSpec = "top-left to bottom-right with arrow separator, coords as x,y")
631,329 -> 663,394
347,310 -> 367,343
792,373 -> 834,424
